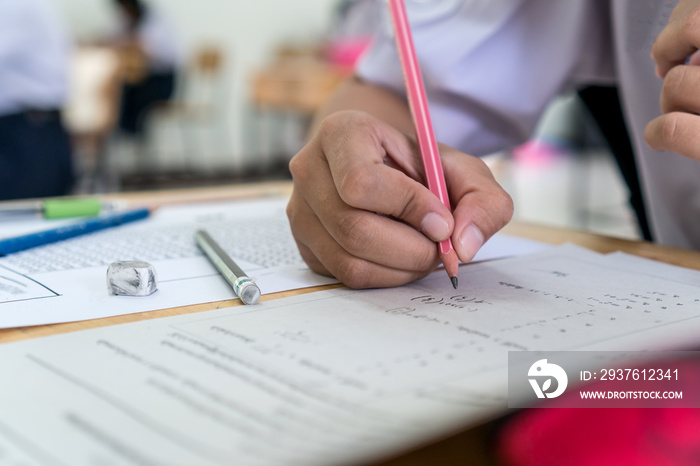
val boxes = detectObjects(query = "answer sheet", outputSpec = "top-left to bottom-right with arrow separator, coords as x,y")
0,197 -> 546,328
1,245 -> 699,465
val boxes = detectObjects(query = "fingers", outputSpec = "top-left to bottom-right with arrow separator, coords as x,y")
287,111 -> 443,288
290,134 -> 438,272
442,150 -> 514,263
659,65 -> 700,114
645,112 -> 700,161
318,111 -> 454,242
652,2 -> 700,77
646,63 -> 700,161
688,50 -> 700,66
649,3 -> 700,161
286,193 -> 433,288
287,110 -> 513,288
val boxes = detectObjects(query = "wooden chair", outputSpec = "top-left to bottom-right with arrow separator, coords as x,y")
137,45 -> 229,174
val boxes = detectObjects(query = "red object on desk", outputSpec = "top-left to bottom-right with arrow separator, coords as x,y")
497,357 -> 700,465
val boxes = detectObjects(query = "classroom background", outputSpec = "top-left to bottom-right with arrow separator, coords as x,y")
50,0 -> 639,242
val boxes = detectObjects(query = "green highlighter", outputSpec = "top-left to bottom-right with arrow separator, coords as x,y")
43,199 -> 102,218
0,198 -> 112,219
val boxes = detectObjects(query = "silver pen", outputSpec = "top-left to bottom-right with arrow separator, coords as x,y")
195,229 -> 261,305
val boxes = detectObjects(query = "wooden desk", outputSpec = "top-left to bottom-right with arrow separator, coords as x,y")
3,182 -> 700,465
377,222 -> 700,466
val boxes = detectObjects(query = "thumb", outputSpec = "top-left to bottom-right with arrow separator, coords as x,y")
442,153 -> 514,262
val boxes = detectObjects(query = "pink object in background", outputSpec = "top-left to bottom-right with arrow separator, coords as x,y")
512,139 -> 566,167
326,36 -> 373,69
497,357 -> 700,465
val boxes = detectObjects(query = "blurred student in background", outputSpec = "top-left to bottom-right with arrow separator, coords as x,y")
110,0 -> 183,136
0,0 -> 74,201
326,0 -> 382,69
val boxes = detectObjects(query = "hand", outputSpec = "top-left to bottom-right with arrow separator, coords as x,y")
286,110 -> 513,288
645,0 -> 700,159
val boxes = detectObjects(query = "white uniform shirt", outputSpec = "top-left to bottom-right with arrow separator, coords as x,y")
0,0 -> 71,116
356,0 -> 700,250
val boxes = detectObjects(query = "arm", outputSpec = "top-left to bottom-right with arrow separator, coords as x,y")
286,77 -> 513,288
286,0 -> 604,289
310,77 -> 416,134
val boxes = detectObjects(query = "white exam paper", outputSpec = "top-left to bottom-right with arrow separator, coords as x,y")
0,197 -> 546,328
0,245 -> 699,465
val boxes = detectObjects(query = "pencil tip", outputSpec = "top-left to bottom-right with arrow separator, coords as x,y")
451,276 -> 458,289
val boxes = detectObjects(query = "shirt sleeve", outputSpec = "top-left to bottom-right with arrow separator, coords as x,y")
356,0 -> 615,156
0,0 -> 71,114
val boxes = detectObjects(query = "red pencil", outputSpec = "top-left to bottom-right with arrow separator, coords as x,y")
387,0 -> 459,288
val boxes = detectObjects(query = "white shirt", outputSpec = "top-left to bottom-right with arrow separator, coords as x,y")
356,0 -> 700,250
0,0 -> 71,116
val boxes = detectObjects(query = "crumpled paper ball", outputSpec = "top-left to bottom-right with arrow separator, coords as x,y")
107,260 -> 158,296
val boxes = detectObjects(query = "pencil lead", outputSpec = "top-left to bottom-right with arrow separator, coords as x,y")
451,276 -> 458,289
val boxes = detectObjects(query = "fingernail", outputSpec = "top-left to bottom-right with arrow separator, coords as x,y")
421,212 -> 450,241
457,224 -> 484,261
